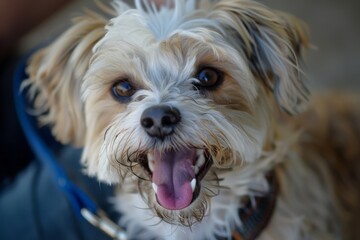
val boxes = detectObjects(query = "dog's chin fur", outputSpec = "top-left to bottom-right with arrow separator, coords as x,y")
24,0 -> 360,239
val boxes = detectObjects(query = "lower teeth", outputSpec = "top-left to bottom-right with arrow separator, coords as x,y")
152,183 -> 158,194
191,178 -> 196,192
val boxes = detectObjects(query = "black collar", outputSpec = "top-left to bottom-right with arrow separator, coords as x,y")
218,171 -> 278,240
236,171 -> 278,240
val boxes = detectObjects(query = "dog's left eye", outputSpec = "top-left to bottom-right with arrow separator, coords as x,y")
111,80 -> 136,102
194,67 -> 224,90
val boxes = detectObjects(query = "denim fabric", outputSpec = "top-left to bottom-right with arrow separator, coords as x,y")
0,147 -> 118,240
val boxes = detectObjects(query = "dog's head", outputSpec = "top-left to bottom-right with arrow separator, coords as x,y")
25,0 -> 309,226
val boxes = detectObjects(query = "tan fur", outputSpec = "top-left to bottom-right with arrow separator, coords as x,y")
24,11 -> 107,146
211,0 -> 310,115
294,93 -> 360,240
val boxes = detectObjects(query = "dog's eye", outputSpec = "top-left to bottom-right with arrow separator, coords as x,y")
194,67 -> 224,90
111,80 -> 136,102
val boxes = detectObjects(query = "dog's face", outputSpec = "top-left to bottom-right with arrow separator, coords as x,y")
26,0 -> 309,226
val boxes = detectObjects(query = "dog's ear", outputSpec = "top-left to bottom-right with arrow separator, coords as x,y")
211,0 -> 310,114
25,11 -> 107,146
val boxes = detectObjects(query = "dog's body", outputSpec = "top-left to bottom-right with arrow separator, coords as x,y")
24,0 -> 360,239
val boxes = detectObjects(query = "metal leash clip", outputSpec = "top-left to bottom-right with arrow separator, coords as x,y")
81,208 -> 128,240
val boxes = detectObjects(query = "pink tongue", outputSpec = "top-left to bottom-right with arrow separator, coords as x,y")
152,148 -> 196,210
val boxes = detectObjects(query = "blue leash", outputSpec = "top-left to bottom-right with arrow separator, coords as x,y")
13,52 -> 127,240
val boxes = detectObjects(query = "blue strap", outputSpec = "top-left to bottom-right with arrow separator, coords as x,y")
13,52 -> 98,217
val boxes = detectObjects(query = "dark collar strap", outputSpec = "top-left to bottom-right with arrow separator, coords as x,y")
234,171 -> 278,240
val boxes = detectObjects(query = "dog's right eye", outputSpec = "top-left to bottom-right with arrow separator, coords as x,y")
111,80 -> 136,103
194,67 -> 224,91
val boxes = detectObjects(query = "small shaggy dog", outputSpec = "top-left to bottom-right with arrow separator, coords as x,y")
24,0 -> 360,239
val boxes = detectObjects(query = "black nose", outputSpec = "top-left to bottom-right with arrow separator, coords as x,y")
140,105 -> 181,139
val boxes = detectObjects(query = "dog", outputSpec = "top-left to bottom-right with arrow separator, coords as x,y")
24,0 -> 360,239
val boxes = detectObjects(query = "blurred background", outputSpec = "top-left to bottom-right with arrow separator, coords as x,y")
1,0 -> 359,185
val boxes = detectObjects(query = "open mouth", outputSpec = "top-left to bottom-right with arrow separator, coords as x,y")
141,148 -> 212,210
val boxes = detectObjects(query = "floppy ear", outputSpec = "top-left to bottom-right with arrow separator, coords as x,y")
24,11 -> 107,146
211,0 -> 310,115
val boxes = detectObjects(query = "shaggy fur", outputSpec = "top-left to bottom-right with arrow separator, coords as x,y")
24,0 -> 360,239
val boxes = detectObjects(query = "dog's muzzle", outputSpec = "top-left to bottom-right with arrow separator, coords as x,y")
139,104 -> 212,210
